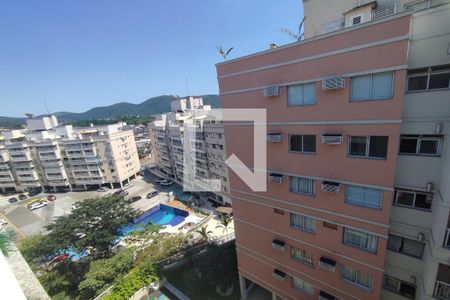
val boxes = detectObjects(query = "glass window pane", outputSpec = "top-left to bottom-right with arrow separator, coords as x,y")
303,83 -> 316,105
372,73 -> 393,99
419,140 -> 439,154
290,135 -> 302,152
303,135 -> 316,153
298,178 -> 310,194
369,136 -> 388,158
387,235 -> 403,252
399,138 -> 418,154
414,193 -> 431,210
351,75 -> 372,99
402,238 -> 424,258
429,73 -> 450,89
364,187 -> 382,208
396,191 -> 414,207
290,177 -> 298,193
288,85 -> 303,105
346,185 -> 364,205
408,75 -> 428,91
350,136 -> 367,156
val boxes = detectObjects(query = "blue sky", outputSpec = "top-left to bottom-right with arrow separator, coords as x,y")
0,0 -> 303,117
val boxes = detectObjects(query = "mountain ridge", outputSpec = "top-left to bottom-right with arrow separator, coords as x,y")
0,94 -> 220,128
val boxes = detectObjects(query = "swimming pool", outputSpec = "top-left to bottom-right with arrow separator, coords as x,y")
120,204 -> 189,235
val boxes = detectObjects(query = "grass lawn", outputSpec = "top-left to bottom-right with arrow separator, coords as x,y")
163,243 -> 240,300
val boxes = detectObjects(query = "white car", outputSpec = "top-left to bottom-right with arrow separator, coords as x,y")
123,183 -> 133,190
160,180 -> 173,186
28,202 -> 48,211
97,187 -> 109,192
0,218 -> 7,226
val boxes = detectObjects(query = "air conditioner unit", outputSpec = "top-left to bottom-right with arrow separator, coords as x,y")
322,77 -> 345,90
322,134 -> 343,145
272,269 -> 287,281
267,133 -> 283,143
319,256 -> 337,272
269,173 -> 283,184
263,86 -> 281,97
321,181 -> 340,194
319,291 -> 337,300
271,239 -> 286,252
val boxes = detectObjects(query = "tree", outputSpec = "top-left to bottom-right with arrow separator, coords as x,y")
78,249 -> 134,299
217,46 -> 234,61
45,195 -> 139,257
280,16 -> 306,41
215,214 -> 233,234
0,229 -> 15,256
195,225 -> 213,242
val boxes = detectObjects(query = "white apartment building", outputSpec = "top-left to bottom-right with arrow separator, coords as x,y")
149,97 -> 231,206
0,115 -> 140,193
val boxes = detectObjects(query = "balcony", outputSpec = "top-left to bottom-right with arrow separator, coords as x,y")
434,264 -> 450,299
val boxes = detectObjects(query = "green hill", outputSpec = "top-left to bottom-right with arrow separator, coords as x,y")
0,94 -> 220,128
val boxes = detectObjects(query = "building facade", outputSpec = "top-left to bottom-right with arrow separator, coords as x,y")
0,116 -> 140,193
217,1 -> 450,299
149,97 -> 231,205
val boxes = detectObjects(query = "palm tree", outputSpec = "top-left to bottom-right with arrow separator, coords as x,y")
217,46 -> 234,61
195,225 -> 213,242
280,16 -> 306,41
0,229 -> 15,256
215,214 -> 233,234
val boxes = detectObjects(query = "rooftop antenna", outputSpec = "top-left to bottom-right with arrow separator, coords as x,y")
185,77 -> 190,96
43,99 -> 50,115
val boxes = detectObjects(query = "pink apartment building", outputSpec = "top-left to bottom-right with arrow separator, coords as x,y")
217,1 -> 450,299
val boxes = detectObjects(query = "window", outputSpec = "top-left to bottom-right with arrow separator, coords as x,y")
387,234 -> 425,258
345,185 -> 382,209
291,247 -> 315,266
343,228 -> 378,253
407,65 -> 450,91
349,136 -> 388,159
289,176 -> 315,196
341,265 -> 373,290
288,82 -> 316,106
351,72 -> 393,100
289,134 -> 316,153
383,275 -> 416,299
394,189 -> 432,210
399,135 -> 443,156
291,213 -> 315,233
292,276 -> 314,296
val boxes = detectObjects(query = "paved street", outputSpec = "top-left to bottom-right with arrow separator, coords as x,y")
0,172 -> 184,238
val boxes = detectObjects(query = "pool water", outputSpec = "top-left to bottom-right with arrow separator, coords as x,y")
120,204 -> 189,235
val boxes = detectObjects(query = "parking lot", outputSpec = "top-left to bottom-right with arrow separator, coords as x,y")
0,171 -> 183,239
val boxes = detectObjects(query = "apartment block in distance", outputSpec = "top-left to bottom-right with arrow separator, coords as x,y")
0,115 -> 140,193
217,0 -> 450,299
149,96 -> 231,206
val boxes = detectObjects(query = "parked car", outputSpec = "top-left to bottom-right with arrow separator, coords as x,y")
28,202 -> 48,211
146,191 -> 159,199
122,183 -> 133,190
8,198 -> 18,204
18,194 -> 27,200
97,187 -> 109,192
127,196 -> 142,203
28,190 -> 41,197
155,177 -> 164,184
114,190 -> 129,197
0,218 -> 8,226
160,180 -> 173,186
47,195 -> 56,201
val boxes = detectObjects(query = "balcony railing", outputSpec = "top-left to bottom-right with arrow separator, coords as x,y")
444,228 -> 450,249
371,4 -> 397,20
434,281 -> 450,299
